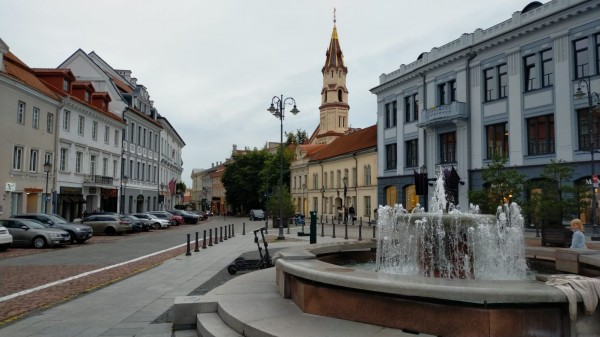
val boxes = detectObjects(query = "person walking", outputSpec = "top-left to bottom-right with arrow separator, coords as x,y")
570,218 -> 587,249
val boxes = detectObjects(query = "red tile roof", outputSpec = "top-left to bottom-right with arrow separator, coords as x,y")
310,124 -> 377,162
2,52 -> 60,100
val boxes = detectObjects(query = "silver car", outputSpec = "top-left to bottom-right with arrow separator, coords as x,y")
0,225 -> 12,251
0,218 -> 70,248
80,214 -> 132,236
12,213 -> 93,243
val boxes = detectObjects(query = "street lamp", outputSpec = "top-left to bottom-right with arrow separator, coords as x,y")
420,165 -> 428,212
267,95 -> 300,240
121,176 -> 129,214
574,77 -> 600,238
43,160 -> 52,214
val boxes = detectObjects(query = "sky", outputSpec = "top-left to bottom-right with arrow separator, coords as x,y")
1,0 -> 530,186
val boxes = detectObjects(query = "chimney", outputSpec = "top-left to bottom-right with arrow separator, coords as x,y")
131,77 -> 137,86
116,69 -> 132,82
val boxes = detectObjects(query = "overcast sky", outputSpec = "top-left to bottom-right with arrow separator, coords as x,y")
1,0 -> 530,186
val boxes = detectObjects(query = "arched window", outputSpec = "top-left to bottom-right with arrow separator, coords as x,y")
336,170 -> 342,188
385,186 -> 397,206
405,185 -> 418,212
324,172 -> 328,188
330,171 -> 334,188
338,89 -> 343,102
364,165 -> 372,186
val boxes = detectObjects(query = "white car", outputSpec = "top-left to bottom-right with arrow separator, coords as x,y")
0,225 -> 12,251
132,213 -> 171,229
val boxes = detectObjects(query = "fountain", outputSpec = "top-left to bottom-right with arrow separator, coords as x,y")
376,174 -> 530,280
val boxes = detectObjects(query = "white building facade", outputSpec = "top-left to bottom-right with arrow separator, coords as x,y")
372,0 -> 600,223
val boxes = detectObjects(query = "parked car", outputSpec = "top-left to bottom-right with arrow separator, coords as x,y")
80,214 -> 132,236
132,213 -> 170,229
148,211 -> 181,226
190,210 -> 208,221
122,214 -> 149,232
0,218 -> 70,248
12,213 -> 94,243
167,209 -> 199,224
0,225 -> 13,251
249,209 -> 265,221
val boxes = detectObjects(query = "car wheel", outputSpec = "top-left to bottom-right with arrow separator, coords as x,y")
0,245 -> 8,251
76,238 -> 88,244
68,231 -> 77,243
105,227 -> 117,236
32,236 -> 47,249
227,264 -> 238,275
154,223 -> 161,230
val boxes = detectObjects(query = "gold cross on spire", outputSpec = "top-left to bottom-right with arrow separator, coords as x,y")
334,7 -> 336,24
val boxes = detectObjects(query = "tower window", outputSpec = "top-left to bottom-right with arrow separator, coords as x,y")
338,89 -> 342,102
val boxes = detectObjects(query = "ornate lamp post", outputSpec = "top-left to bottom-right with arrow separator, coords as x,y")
575,78 -> 600,238
121,176 -> 129,214
420,165 -> 428,212
267,95 -> 300,240
43,160 -> 52,214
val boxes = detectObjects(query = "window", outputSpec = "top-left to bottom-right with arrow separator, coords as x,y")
103,158 -> 108,176
364,165 -> 372,187
577,108 -> 600,151
352,167 -> 357,187
92,121 -> 98,140
44,152 -> 52,168
60,148 -> 68,171
596,33 -> 600,75
113,160 -> 118,178
29,149 -> 38,172
104,126 -> 110,144
438,83 -> 446,105
486,123 -> 509,159
498,64 -> 508,98
385,143 -> 397,170
484,68 -> 495,101
336,170 -> 341,188
78,116 -> 85,136
32,107 -> 40,129
440,132 -> 456,164
17,101 -> 25,124
13,146 -> 23,170
384,101 -> 397,128
524,54 -> 537,91
130,122 -> 135,142
312,173 -> 318,190
541,49 -> 554,87
330,170 -> 334,188
574,37 -> 589,79
75,152 -> 83,173
90,155 -> 96,176
114,130 -> 120,147
47,113 -> 54,133
137,126 -> 142,145
527,114 -> 555,155
63,110 -> 71,131
450,80 -> 457,102
324,172 -> 328,189
62,79 -> 69,91
364,196 -> 371,217
405,139 -> 418,168
483,63 -> 507,101
404,93 -> 419,123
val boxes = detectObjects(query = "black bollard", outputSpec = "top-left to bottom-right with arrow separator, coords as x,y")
360,217 -> 362,226
368,216 -> 371,226
372,225 -> 376,239
243,222 -> 246,235
321,217 -> 325,237
332,222 -> 336,238
344,222 -> 348,240
358,224 -> 362,241
202,230 -> 207,249
214,228 -> 219,245
194,232 -> 200,252
209,228 -> 213,246
220,226 -> 223,242
224,226 -> 228,241
229,224 -> 232,238
185,234 -> 192,256
232,224 -> 235,237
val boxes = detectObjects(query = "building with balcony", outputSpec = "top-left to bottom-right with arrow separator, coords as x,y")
371,0 -> 600,224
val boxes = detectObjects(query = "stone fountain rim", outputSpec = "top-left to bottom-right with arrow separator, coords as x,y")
274,240 -> 568,305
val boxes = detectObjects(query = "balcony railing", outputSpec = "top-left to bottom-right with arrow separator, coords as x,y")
416,101 -> 468,128
83,175 -> 114,185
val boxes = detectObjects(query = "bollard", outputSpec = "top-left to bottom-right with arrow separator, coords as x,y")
344,222 -> 348,240
243,222 -> 246,235
321,217 -> 325,237
202,230 -> 207,249
185,234 -> 192,256
368,216 -> 371,226
224,226 -> 228,241
220,226 -> 224,242
372,225 -> 376,239
209,229 -> 213,246
194,232 -> 200,252
358,224 -> 363,241
214,228 -> 219,245
360,217 -> 362,226
332,222 -> 336,238
229,224 -> 232,238
232,224 -> 235,237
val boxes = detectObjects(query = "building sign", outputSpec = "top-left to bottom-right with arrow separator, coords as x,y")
60,187 -> 83,194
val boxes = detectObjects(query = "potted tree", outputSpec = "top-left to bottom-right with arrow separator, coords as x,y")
267,188 -> 295,228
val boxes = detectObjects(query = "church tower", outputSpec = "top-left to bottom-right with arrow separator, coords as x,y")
315,11 -> 349,144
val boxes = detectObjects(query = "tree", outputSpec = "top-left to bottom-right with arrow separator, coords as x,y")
222,149 -> 274,213
266,186 -> 295,223
468,154 -> 526,214
525,160 -> 587,228
285,129 -> 308,145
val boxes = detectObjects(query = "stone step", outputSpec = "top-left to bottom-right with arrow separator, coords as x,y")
173,330 -> 199,337
197,312 -> 243,337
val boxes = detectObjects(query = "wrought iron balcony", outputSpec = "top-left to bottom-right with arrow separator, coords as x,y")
83,175 -> 114,185
416,101 -> 468,128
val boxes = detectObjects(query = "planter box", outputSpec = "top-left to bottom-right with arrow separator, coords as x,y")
541,226 -> 573,247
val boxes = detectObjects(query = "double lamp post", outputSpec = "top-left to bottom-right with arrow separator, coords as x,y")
267,95 -> 299,240
575,77 -> 600,238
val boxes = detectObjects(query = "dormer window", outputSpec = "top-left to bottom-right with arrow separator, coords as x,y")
63,79 -> 69,92
84,91 -> 90,102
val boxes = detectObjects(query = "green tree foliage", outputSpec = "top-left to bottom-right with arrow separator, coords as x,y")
525,160 -> 587,228
468,154 -> 526,214
222,149 -> 273,213
267,186 -> 296,222
285,129 -> 308,145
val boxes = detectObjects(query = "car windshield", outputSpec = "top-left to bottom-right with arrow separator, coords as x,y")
47,214 -> 69,224
146,214 -> 159,219
134,214 -> 150,219
19,219 -> 46,229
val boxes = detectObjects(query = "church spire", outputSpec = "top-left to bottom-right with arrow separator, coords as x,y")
323,8 -> 346,73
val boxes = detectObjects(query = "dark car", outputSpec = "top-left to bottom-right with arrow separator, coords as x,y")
12,213 -> 94,243
122,215 -> 149,232
249,209 -> 265,221
191,211 -> 208,221
167,210 -> 199,224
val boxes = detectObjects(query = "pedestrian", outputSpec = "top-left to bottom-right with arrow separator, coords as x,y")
570,218 -> 587,249
348,205 -> 355,222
